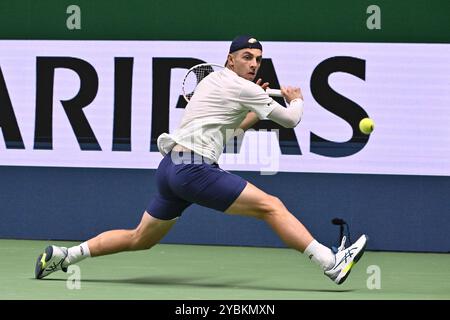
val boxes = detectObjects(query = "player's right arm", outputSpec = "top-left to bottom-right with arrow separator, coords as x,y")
266,86 -> 304,128
239,82 -> 304,129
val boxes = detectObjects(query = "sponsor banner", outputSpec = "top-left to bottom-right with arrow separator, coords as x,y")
0,40 -> 449,176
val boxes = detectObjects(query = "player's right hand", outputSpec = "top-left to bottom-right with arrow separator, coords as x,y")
281,86 -> 303,104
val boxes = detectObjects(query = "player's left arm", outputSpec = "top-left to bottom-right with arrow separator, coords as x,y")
237,111 -> 259,132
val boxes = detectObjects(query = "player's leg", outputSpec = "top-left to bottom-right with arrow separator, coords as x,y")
35,211 -> 177,279
225,181 -> 368,284
225,182 -> 314,252
35,153 -> 190,279
75,153 -> 183,258
87,211 -> 177,256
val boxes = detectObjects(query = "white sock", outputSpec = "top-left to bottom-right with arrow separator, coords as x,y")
304,239 -> 335,271
65,241 -> 91,266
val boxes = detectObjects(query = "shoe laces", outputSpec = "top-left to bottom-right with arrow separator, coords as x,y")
337,236 -> 347,252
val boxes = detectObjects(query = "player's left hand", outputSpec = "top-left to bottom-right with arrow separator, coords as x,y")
256,78 -> 270,90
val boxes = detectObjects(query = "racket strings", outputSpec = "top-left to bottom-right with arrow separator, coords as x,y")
183,64 -> 220,102
193,65 -> 215,84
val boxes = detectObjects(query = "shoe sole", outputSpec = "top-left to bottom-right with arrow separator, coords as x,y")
336,236 -> 368,285
34,246 -> 53,279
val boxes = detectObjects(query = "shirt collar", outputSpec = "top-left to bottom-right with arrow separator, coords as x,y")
223,67 -> 238,77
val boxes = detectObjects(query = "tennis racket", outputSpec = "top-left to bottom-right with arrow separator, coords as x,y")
182,63 -> 283,103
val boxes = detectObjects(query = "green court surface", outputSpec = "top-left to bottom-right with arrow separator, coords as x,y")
0,239 -> 449,300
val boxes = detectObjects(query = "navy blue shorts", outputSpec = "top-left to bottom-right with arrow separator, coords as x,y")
146,151 -> 247,220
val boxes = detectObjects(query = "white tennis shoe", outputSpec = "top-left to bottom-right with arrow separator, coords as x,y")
325,234 -> 368,284
35,245 -> 69,279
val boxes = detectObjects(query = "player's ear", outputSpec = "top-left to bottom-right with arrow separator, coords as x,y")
226,54 -> 234,67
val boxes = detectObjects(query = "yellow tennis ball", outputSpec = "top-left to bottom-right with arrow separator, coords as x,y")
359,118 -> 375,135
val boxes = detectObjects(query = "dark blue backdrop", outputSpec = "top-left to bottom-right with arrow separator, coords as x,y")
0,166 -> 449,252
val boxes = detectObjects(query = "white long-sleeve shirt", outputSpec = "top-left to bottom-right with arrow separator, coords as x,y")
157,67 -> 303,162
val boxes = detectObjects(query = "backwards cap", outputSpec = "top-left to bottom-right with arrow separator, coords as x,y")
229,35 -> 262,53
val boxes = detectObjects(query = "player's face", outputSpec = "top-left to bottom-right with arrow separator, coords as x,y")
227,48 -> 262,81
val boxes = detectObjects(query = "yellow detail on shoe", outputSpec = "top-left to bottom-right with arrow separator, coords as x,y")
40,253 -> 47,268
343,261 -> 354,273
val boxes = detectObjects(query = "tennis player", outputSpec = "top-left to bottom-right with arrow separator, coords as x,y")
35,35 -> 367,285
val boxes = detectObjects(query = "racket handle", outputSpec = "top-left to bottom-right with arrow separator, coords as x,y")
266,88 -> 283,97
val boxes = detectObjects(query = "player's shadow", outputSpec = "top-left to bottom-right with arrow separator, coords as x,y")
39,275 -> 354,293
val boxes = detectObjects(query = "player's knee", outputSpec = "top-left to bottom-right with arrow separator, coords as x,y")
136,241 -> 154,250
258,195 -> 286,220
130,227 -> 154,250
269,196 -> 287,214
